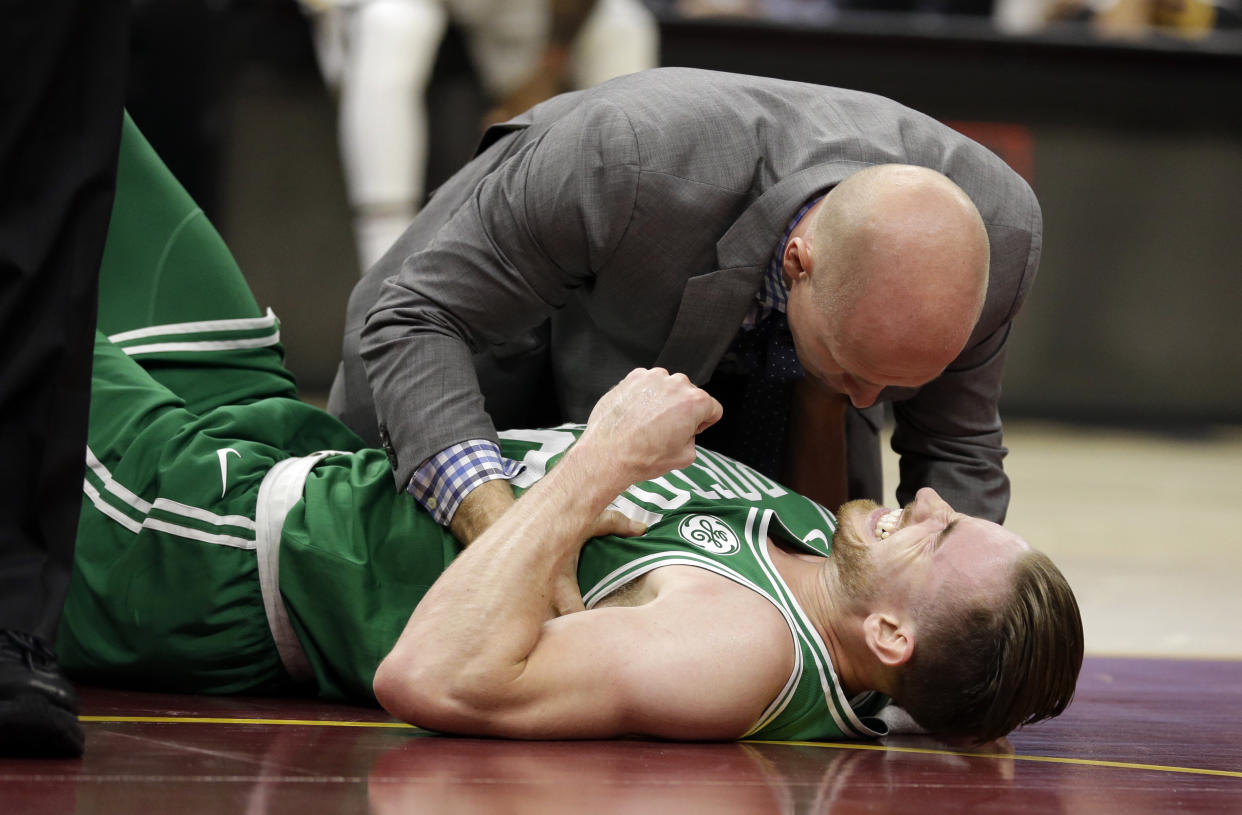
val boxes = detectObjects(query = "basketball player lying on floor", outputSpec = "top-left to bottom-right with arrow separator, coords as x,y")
58,115 -> 1084,745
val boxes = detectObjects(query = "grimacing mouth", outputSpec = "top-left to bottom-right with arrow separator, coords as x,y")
875,508 -> 902,540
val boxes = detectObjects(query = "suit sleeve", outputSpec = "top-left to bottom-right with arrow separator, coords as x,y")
891,323 -> 1012,523
890,210 -> 1043,524
359,100 -> 641,490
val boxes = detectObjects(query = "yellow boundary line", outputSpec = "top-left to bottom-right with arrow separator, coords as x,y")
79,715 -> 416,729
78,716 -> 1241,779
747,739 -> 1242,779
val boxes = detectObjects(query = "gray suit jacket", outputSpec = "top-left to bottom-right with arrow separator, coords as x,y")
329,68 -> 1042,521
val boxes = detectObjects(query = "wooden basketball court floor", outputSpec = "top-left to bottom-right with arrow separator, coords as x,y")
3,421 -> 1240,813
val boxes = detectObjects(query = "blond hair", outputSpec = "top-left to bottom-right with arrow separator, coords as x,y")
892,550 -> 1083,743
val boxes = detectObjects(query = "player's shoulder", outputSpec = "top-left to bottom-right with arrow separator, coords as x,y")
627,565 -> 797,733
648,565 -> 793,649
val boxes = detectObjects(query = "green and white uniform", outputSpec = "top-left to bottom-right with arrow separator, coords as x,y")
61,113 -> 442,702
59,114 -> 884,740
505,430 -> 887,741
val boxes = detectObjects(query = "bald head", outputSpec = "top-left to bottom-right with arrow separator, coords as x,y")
808,165 -> 990,382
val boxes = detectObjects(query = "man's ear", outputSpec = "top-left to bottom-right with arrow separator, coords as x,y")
783,236 -> 813,286
862,611 -> 914,668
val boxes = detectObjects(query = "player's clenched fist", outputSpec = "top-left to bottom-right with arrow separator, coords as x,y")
578,368 -> 723,486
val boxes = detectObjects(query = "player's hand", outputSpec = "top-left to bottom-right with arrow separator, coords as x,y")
589,509 -> 647,540
579,368 -> 722,486
550,510 -> 646,617
550,552 -> 586,618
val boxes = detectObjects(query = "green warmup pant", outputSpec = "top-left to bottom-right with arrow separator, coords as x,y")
58,114 -> 458,703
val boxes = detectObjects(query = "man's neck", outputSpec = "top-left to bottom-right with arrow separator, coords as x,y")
767,538 -> 873,698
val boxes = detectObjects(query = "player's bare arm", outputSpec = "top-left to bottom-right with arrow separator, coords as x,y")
375,369 -> 747,737
378,559 -> 793,739
447,463 -> 585,616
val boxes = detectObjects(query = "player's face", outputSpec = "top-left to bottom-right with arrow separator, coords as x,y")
834,488 -> 1030,611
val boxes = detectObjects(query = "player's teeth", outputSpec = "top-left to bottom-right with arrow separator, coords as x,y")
875,509 -> 901,539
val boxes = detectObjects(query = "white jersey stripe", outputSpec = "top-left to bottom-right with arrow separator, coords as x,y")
82,480 -> 143,533
581,551 -> 679,607
606,494 -> 664,528
83,473 -> 258,548
748,509 -> 879,739
86,446 -> 153,513
740,509 -> 807,736
107,309 -> 279,343
745,511 -> 853,735
85,446 -> 260,539
119,334 -> 281,357
152,498 -> 257,532
142,518 -> 256,550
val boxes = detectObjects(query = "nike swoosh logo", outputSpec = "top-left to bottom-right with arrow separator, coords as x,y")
217,447 -> 241,497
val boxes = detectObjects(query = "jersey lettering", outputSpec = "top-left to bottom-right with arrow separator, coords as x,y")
691,449 -> 787,501
624,476 -> 691,511
667,468 -> 721,500
500,427 -> 788,523
501,427 -> 577,488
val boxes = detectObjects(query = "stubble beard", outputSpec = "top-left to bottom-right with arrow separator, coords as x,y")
830,499 -> 883,602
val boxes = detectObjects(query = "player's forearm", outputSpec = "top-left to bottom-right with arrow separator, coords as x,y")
375,438 -> 628,721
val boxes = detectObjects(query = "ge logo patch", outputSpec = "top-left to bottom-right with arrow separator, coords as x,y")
677,515 -> 740,555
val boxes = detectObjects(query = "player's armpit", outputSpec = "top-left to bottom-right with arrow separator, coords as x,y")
377,569 -> 793,740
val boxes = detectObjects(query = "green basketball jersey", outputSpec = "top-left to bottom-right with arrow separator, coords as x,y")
498,426 -> 886,742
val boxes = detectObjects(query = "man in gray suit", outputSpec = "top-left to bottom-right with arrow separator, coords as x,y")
329,67 -> 1041,544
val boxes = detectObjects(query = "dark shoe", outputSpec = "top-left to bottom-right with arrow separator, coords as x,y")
0,630 -> 84,758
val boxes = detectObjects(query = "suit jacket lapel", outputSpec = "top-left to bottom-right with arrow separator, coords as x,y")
655,161 -> 865,383
654,265 -> 765,383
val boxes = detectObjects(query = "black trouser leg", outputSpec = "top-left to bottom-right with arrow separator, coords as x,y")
0,0 -> 128,639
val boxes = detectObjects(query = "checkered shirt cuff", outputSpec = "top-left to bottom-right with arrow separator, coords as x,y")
408,439 -> 524,525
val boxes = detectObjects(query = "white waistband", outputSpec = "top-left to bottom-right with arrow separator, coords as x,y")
254,450 -> 347,683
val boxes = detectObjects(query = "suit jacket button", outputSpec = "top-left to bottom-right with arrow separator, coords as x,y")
378,425 -> 399,470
